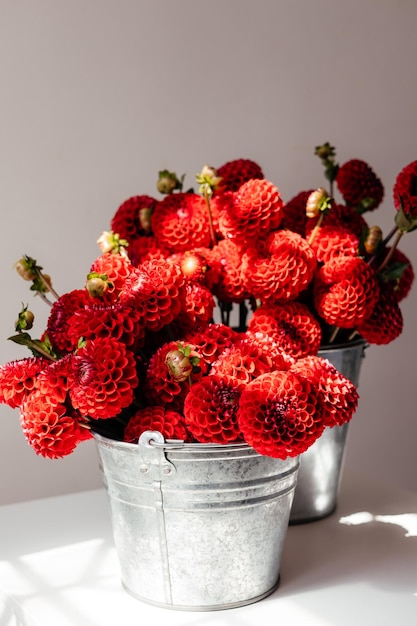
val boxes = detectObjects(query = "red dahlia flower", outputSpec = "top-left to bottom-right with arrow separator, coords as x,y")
89,252 -> 133,300
111,195 -> 157,241
184,323 -> 240,366
46,289 -> 91,353
216,158 -> 264,192
67,302 -> 144,348
123,406 -> 188,443
279,189 -> 314,236
0,357 -> 49,408
376,247 -> 414,302
144,341 -> 206,411
69,337 -> 138,420
209,239 -> 251,303
184,374 -> 244,444
210,334 -> 286,384
290,355 -> 359,427
306,204 -> 367,263
120,258 -> 186,331
217,179 -> 283,245
314,256 -> 380,328
237,370 -> 325,459
393,160 -> 417,218
152,192 -> 212,253
247,301 -> 322,358
356,284 -> 403,345
242,230 -> 316,302
172,282 -> 215,333
336,159 -> 384,212
20,390 -> 91,459
125,235 -> 169,266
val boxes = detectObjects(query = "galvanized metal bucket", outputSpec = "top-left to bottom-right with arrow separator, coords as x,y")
94,431 -> 299,611
289,338 -> 366,524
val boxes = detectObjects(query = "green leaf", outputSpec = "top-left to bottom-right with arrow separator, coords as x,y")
379,261 -> 410,282
8,332 -> 33,346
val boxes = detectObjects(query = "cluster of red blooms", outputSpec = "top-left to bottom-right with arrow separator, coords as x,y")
0,145 -> 416,460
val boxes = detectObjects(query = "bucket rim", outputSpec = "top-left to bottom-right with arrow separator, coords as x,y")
93,430 -> 254,452
318,336 -> 368,353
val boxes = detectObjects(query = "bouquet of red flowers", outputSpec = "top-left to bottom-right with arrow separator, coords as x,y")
0,144 -> 415,461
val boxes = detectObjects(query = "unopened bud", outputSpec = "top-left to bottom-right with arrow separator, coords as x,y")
364,225 -> 383,255
138,207 -> 152,233
306,188 -> 332,218
14,258 -> 36,281
157,170 -> 183,195
196,165 -> 222,195
165,349 -> 193,382
97,231 -> 129,256
15,305 -> 35,331
86,273 -> 111,298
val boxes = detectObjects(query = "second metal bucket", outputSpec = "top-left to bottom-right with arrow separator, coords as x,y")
94,431 -> 299,611
289,338 -> 366,524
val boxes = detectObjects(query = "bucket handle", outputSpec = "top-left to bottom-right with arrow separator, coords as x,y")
139,430 -> 250,452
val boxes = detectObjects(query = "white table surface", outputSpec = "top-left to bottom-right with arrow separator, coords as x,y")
0,470 -> 416,626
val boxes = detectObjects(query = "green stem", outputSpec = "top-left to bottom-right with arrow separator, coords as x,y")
27,339 -> 57,361
204,188 -> 217,247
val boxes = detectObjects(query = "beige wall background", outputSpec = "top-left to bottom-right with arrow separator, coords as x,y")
0,0 -> 416,504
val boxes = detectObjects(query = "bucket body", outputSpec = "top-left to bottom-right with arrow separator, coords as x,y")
289,338 -> 366,524
94,431 -> 299,611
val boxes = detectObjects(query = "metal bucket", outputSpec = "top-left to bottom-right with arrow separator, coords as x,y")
94,431 -> 299,611
289,338 -> 366,524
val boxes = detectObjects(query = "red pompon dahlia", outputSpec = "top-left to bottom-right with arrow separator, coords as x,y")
126,235 -> 169,266
247,301 -> 322,358
34,356 -> 73,404
184,374 -> 244,444
210,332 -> 292,384
151,193 -> 212,253
120,258 -> 186,331
123,406 -> 188,443
314,256 -> 380,328
0,357 -> 49,408
89,252 -> 134,300
209,239 -> 251,303
110,195 -> 158,241
216,158 -> 264,192
168,250 -> 210,284
393,160 -> 417,218
306,204 -> 367,263
184,323 -> 240,366
290,355 -> 359,427
67,302 -> 144,349
69,337 -> 138,419
242,230 -> 316,302
356,284 -> 403,345
172,282 -> 215,332
336,159 -> 384,212
280,189 -> 315,236
144,341 -> 206,411
20,390 -> 91,458
217,179 -> 283,245
47,289 -> 91,353
377,247 -> 414,302
237,370 -> 325,459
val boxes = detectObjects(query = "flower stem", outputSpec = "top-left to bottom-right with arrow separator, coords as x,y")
37,291 -> 55,307
204,188 -> 217,247
375,229 -> 404,273
27,340 -> 57,361
308,213 -> 325,246
328,326 -> 340,344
